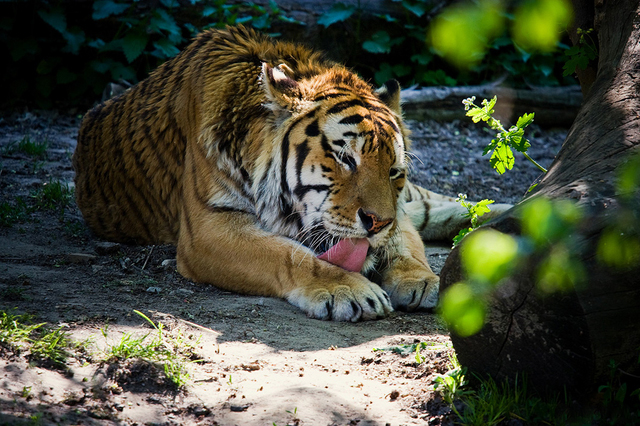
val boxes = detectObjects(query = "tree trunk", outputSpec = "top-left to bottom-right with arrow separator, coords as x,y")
440,0 -> 640,397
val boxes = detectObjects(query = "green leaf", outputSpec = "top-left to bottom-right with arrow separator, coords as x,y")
402,0 -> 429,17
317,3 -> 355,27
61,27 -> 85,55
511,135 -> 531,153
90,59 -> 112,74
452,227 -> 473,248
202,6 -> 217,17
122,31 -> 148,63
152,39 -> 180,59
462,229 -> 518,284
252,14 -> 270,29
9,39 -> 39,61
56,67 -> 77,84
37,59 -> 57,75
411,53 -> 432,65
160,0 -> 180,7
466,107 -> 490,123
88,39 -> 106,50
516,112 -> 535,129
489,142 -> 514,174
38,7 -> 66,34
392,63 -> 412,77
374,63 -> 394,86
439,282 -> 486,337
150,9 -> 182,43
92,0 -> 130,20
471,199 -> 495,217
363,31 -> 391,54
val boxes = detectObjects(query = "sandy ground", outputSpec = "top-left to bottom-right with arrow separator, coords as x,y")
0,110 -> 565,425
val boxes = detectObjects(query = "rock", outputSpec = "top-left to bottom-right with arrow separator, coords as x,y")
67,253 -> 97,264
95,241 -> 120,255
161,258 -> 177,271
172,288 -> 194,298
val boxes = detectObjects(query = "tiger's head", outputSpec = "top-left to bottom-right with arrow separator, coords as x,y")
256,63 -> 409,273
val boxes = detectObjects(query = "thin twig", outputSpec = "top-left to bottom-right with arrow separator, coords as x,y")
141,245 -> 155,271
523,152 -> 548,173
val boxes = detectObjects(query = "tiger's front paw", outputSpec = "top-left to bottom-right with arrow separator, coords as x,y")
381,259 -> 440,311
286,276 -> 393,322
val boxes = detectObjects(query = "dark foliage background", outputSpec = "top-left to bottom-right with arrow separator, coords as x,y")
0,0 -> 576,109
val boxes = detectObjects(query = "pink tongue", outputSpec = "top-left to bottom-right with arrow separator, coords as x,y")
318,238 -> 369,273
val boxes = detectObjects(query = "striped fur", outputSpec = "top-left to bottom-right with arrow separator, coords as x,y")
73,26 -> 490,321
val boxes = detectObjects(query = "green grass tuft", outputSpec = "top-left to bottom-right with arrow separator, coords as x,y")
0,197 -> 30,227
101,310 -> 201,388
31,178 -> 74,211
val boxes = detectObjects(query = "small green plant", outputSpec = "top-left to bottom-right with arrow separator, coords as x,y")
17,137 -> 48,158
31,179 -> 74,211
563,27 -> 598,77
372,341 -> 447,364
452,194 -> 495,248
0,310 -> 80,369
434,352 -> 471,405
30,326 -> 73,367
0,197 -> 30,227
463,96 -> 546,175
101,309 -> 201,388
3,136 -> 49,158
20,386 -> 32,399
0,310 -> 44,350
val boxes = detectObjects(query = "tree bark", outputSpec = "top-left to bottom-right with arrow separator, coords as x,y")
440,0 -> 640,397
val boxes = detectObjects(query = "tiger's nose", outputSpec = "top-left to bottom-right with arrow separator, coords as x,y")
358,208 -> 393,234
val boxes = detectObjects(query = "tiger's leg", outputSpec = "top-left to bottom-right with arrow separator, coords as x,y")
403,181 -> 512,241
175,151 -> 392,322
176,209 -> 393,321
378,213 -> 440,311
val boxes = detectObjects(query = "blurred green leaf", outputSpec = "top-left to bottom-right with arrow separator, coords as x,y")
461,229 -> 518,284
92,0 -> 130,20
439,282 -> 486,337
512,0 -> 572,52
10,39 -> 39,62
402,0 -> 429,17
56,67 -> 77,84
429,0 -> 504,69
38,7 -> 66,34
597,228 -> 640,270
252,14 -> 270,29
537,244 -> 585,293
363,31 -> 404,54
317,3 -> 355,27
61,27 -> 85,55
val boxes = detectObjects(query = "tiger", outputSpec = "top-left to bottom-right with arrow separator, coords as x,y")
73,26 -> 508,322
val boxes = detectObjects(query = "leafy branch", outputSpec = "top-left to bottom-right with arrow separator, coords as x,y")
463,96 -> 547,175
452,194 -> 495,248
563,27 -> 598,77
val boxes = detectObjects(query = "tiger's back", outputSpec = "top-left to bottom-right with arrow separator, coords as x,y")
73,27 -> 330,245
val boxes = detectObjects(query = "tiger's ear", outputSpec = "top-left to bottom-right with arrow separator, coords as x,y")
262,62 -> 300,113
375,79 -> 402,115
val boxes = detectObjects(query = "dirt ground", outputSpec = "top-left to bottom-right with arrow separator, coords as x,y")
0,109 -> 566,426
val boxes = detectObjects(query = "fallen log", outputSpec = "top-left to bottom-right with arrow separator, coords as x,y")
401,85 -> 583,127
